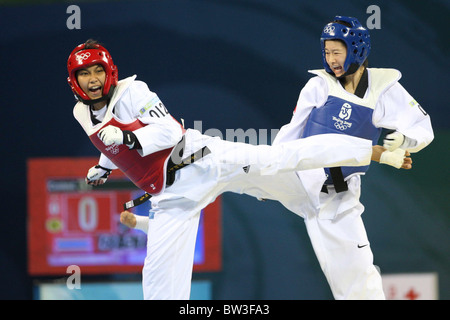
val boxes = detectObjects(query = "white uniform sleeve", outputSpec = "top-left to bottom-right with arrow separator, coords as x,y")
114,80 -> 183,157
98,153 -> 118,170
273,76 -> 327,145
135,111 -> 183,157
373,82 -> 434,153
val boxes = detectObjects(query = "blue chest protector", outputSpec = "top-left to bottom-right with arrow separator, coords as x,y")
300,68 -> 400,187
302,95 -> 381,185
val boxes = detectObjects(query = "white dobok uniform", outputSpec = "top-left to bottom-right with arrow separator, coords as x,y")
273,68 -> 434,299
74,75 -> 378,300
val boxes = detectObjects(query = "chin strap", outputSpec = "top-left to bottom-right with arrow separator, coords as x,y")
338,63 -> 361,78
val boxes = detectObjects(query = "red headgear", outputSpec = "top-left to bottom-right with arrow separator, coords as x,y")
67,43 -> 118,105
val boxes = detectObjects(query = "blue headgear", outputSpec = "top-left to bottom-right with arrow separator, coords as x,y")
320,16 -> 371,77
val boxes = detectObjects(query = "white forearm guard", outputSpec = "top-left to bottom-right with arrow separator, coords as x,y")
134,215 -> 149,234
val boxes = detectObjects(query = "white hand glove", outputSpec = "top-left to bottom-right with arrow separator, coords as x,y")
98,125 -> 123,146
383,131 -> 405,151
380,148 -> 405,169
86,165 -> 112,184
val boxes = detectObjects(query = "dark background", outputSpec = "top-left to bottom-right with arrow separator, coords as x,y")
1,0 -> 448,299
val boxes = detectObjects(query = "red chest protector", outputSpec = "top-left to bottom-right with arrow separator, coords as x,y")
89,118 -> 173,195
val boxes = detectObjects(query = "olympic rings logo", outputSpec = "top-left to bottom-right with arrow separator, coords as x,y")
105,144 -> 120,155
334,122 -> 349,131
75,51 -> 91,63
323,25 -> 335,34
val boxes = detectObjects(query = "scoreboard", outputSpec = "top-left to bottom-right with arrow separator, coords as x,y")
27,158 -> 221,276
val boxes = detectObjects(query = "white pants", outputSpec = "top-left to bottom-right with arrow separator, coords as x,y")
303,176 -> 385,300
142,129 -> 373,299
142,197 -> 202,299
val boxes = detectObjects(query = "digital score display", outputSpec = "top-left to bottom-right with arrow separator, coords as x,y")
27,158 -> 221,276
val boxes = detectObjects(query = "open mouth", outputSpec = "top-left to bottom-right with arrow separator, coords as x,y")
89,86 -> 102,96
332,65 -> 343,73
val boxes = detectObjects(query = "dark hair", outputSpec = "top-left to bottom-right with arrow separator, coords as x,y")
72,39 -> 102,56
84,38 -> 101,49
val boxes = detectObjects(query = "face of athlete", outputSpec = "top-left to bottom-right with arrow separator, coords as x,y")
324,40 -> 347,77
76,64 -> 106,101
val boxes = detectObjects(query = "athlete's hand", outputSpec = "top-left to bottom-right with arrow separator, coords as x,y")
380,148 -> 410,169
401,151 -> 412,169
372,146 -> 412,169
383,131 -> 405,152
120,210 -> 137,228
98,125 -> 123,146
86,165 -> 112,185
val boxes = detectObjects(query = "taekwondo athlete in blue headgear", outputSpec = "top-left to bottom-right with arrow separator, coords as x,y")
320,16 -> 371,77
273,15 -> 434,299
